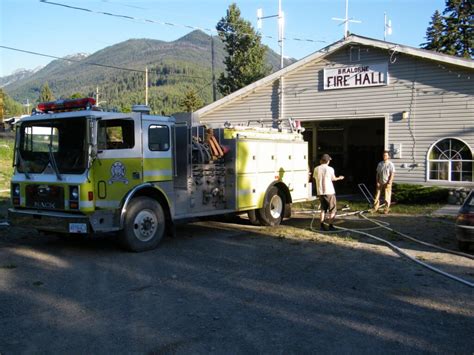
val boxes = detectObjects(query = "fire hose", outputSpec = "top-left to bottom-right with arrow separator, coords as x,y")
302,208 -> 474,288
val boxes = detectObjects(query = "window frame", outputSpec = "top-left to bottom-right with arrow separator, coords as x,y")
97,118 -> 135,151
426,137 -> 473,183
148,124 -> 170,152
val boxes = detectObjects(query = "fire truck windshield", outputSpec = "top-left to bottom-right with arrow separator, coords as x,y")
17,117 -> 88,174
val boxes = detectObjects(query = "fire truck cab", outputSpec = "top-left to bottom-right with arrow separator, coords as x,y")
9,98 -> 311,251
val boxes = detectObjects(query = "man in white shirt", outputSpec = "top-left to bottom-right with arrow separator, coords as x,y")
313,154 -> 344,231
373,150 -> 396,214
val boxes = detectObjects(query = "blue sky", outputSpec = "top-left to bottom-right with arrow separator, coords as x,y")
1,0 -> 445,77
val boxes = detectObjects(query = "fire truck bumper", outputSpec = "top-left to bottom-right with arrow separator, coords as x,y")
8,208 -> 90,234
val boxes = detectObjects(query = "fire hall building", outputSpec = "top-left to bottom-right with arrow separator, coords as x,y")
193,35 -> 474,190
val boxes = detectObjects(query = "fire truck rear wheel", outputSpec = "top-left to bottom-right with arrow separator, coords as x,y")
120,197 -> 165,252
247,209 -> 261,226
257,186 -> 285,226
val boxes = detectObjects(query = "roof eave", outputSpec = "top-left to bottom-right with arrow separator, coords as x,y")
195,34 -> 473,117
194,37 -> 349,116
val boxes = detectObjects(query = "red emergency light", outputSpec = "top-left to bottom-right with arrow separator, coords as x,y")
37,97 -> 96,113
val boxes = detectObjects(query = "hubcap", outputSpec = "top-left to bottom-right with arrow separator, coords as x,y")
133,209 -> 158,242
269,195 -> 283,219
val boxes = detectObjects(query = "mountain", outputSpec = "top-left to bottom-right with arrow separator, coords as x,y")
2,30 -> 295,115
0,67 -> 43,88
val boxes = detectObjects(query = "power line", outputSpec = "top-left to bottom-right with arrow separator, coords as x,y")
0,45 -> 144,73
39,0 -> 328,45
0,45 -> 212,81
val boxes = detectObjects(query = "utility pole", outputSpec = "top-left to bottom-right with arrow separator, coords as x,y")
278,0 -> 284,70
95,86 -> 106,107
0,90 -> 4,127
24,98 -> 31,114
211,35 -> 217,101
332,0 -> 361,38
95,86 -> 100,106
145,66 -> 148,106
257,0 -> 285,127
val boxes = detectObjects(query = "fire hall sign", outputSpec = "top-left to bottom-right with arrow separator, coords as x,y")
323,62 -> 389,90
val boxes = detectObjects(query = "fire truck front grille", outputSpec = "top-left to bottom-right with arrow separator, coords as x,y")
25,185 -> 65,211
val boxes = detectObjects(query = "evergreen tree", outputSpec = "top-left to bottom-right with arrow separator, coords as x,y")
216,3 -> 270,95
421,10 -> 445,52
39,82 -> 55,102
443,0 -> 472,58
70,92 -> 84,99
422,0 -> 473,58
180,89 -> 204,112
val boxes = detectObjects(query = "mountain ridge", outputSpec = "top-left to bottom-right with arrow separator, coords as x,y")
3,30 -> 295,114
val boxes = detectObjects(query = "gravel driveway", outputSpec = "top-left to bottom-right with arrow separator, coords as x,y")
0,211 -> 473,353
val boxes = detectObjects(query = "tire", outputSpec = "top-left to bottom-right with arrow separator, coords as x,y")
458,240 -> 471,252
120,197 -> 166,252
247,209 -> 261,226
257,186 -> 285,226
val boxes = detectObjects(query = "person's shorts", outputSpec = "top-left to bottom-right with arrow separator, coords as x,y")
319,194 -> 337,213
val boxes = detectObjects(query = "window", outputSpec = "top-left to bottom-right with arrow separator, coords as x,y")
98,119 -> 135,150
19,118 -> 87,174
23,126 -> 59,153
149,125 -> 170,151
428,138 -> 473,182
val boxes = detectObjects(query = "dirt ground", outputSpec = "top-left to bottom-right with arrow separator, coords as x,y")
0,205 -> 473,353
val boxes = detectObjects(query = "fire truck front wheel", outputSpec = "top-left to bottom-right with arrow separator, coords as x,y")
120,197 -> 166,252
257,186 -> 285,226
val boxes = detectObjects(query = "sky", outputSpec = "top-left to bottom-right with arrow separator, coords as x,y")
0,0 -> 446,77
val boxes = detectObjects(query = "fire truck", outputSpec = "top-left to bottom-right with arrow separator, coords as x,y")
8,98 -> 311,251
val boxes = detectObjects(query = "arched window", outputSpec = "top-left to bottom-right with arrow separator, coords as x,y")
428,138 -> 473,182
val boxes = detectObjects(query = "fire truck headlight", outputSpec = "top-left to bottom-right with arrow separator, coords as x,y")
70,187 -> 79,200
13,184 -> 20,197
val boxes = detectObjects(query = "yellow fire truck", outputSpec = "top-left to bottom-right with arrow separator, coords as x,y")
8,98 -> 311,251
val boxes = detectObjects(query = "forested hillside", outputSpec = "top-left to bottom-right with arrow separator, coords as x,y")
3,30 -> 292,115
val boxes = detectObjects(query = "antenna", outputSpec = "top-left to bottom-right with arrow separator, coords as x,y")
257,0 -> 285,69
332,0 -> 361,38
384,12 -> 392,41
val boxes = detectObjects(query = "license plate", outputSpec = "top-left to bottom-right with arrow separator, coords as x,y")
69,223 -> 87,234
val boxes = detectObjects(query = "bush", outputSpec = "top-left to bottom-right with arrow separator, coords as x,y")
392,183 -> 448,204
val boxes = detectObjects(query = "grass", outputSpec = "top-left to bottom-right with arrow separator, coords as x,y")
0,134 -> 14,198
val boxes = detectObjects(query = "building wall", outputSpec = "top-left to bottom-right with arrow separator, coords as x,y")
199,45 -> 474,186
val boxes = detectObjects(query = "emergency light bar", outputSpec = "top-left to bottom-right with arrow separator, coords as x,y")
37,97 -> 96,113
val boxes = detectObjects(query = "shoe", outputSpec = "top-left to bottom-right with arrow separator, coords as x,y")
328,225 -> 337,231
383,209 -> 390,214
320,223 -> 328,231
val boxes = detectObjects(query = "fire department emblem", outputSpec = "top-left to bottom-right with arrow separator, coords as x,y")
108,161 -> 129,184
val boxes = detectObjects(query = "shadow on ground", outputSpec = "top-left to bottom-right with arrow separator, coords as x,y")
0,209 -> 473,353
